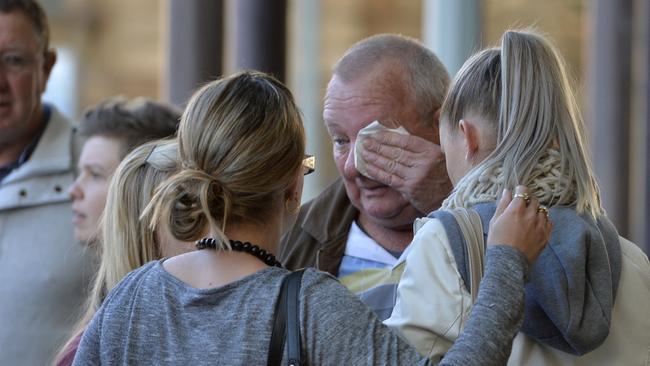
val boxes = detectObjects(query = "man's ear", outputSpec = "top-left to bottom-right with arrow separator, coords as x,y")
433,108 -> 441,125
41,49 -> 57,92
458,119 -> 479,161
431,108 -> 442,144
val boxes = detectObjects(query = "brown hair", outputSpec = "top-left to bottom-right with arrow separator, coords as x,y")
144,71 -> 305,247
78,96 -> 181,159
0,0 -> 50,52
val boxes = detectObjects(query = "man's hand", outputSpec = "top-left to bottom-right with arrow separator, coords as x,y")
360,130 -> 453,214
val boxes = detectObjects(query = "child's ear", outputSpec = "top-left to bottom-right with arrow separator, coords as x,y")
458,119 -> 479,161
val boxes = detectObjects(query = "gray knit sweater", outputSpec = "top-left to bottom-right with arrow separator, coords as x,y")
73,245 -> 527,365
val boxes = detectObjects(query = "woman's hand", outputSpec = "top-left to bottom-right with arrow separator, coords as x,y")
487,185 -> 552,264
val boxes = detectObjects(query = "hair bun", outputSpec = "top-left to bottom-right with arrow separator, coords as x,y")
182,167 -> 219,186
145,71 -> 306,246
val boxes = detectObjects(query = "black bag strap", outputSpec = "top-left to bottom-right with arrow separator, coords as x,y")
285,269 -> 304,365
268,277 -> 288,366
268,269 -> 305,366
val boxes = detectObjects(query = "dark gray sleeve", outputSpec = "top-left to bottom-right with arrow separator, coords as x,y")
71,307 -> 102,366
440,245 -> 528,365
299,269 -> 431,365
300,244 -> 527,365
70,263 -> 150,365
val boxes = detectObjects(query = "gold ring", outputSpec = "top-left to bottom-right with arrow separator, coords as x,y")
386,159 -> 397,173
537,205 -> 549,217
513,192 -> 531,203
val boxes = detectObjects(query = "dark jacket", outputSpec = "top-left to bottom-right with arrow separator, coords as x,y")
279,179 -> 357,275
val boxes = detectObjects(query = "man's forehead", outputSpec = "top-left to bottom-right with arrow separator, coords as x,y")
325,78 -> 399,113
0,10 -> 43,50
327,72 -> 398,96
325,95 -> 414,134
323,100 -> 392,132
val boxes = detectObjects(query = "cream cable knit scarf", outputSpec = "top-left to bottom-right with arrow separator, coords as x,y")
442,149 -> 576,210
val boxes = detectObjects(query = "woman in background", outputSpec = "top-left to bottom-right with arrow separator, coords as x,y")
55,139 -> 194,365
69,97 -> 180,245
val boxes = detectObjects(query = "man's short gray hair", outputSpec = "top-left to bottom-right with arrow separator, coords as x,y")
332,34 -> 450,124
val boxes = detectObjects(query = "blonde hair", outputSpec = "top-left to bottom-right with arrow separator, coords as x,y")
53,139 -> 179,364
144,71 -> 305,249
441,29 -> 602,216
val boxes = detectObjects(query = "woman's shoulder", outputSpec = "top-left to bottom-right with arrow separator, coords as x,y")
298,268 -> 357,303
118,260 -> 160,285
102,261 -> 162,304
297,268 -> 385,325
298,267 -> 338,290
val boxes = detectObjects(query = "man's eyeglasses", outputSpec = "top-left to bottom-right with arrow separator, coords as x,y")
303,154 -> 315,176
0,51 -> 39,74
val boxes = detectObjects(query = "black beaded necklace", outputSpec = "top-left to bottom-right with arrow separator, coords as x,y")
195,237 -> 283,268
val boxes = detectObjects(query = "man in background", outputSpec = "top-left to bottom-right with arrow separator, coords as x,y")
0,1 -> 94,363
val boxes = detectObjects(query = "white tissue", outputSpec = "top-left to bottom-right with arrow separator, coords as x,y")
354,120 -> 409,178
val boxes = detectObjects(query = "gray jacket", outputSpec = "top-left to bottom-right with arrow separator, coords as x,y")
433,203 -> 622,355
0,107 -> 96,365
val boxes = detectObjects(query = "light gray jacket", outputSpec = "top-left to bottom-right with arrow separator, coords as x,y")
0,107 -> 96,365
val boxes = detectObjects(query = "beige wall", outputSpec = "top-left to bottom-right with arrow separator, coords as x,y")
48,0 -> 162,118
483,0 -> 586,79
45,0 -> 589,110
45,0 -> 590,199
47,0 -> 588,121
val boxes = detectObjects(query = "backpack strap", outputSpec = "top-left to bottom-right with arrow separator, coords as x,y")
447,208 -> 485,303
268,269 -> 306,366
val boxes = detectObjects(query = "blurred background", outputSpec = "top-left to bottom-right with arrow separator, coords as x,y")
40,0 -> 649,253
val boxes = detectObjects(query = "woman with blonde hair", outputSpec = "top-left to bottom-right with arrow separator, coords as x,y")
55,139 -> 194,365
72,71 -> 550,365
386,29 -> 650,365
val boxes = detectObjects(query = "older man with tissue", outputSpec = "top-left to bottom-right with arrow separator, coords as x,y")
279,34 -> 451,319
